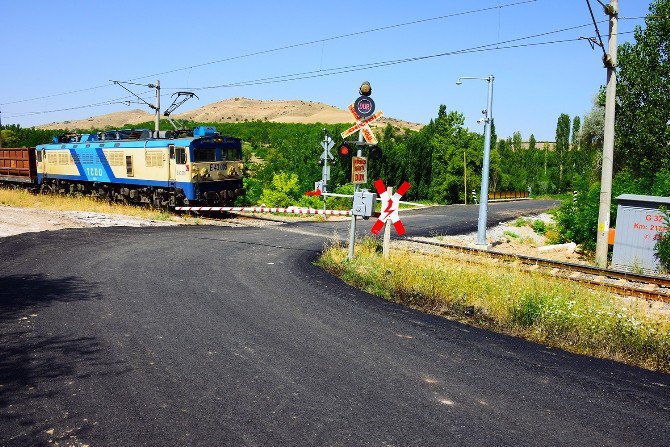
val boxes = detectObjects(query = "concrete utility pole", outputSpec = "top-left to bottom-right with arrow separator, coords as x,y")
457,75 -> 495,246
595,0 -> 618,268
154,80 -> 161,135
0,109 -> 3,149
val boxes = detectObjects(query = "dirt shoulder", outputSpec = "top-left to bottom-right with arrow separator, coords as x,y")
0,206 -> 180,238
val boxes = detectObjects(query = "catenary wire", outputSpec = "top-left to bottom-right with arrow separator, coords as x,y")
2,29 -> 635,119
0,15 -> 645,112
164,22 -> 624,91
0,1 -> 539,107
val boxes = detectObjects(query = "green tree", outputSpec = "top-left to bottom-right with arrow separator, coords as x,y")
571,116 -> 581,151
555,113 -> 571,190
615,0 -> 670,176
0,129 -> 20,147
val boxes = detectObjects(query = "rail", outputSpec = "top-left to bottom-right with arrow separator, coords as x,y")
405,237 -> 670,303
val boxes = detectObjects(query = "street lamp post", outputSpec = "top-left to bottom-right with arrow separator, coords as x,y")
456,75 -> 494,246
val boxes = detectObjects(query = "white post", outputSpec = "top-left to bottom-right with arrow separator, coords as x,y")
383,186 -> 392,258
347,132 -> 364,260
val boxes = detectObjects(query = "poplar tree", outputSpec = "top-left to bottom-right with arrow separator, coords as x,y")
555,113 -> 571,190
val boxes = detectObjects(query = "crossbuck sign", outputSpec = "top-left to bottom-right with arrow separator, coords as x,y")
370,179 -> 411,236
341,104 -> 383,144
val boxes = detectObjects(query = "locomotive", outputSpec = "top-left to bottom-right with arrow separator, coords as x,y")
0,126 -> 244,207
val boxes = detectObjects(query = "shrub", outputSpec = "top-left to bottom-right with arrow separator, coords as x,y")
513,217 -> 530,227
555,182 -> 601,252
556,169 -> 670,253
532,219 -> 547,235
236,177 -> 263,205
655,207 -> 670,272
259,172 -> 301,207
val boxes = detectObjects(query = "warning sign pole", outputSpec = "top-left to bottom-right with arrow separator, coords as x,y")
347,127 -> 365,260
383,186 -> 392,258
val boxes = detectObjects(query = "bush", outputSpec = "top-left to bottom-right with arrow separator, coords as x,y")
259,172 -> 302,207
532,219 -> 547,235
555,183 -> 601,252
236,177 -> 263,205
554,169 -> 670,253
656,207 -> 670,272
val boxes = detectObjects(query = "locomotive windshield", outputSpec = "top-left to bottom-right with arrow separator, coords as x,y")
221,148 -> 239,160
193,148 -> 216,162
191,137 -> 242,162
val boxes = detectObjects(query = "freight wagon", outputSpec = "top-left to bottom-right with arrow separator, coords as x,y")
0,148 -> 37,184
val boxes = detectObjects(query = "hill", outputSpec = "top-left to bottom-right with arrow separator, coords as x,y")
38,97 -> 422,131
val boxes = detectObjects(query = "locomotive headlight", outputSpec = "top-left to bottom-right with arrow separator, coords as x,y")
199,167 -> 208,177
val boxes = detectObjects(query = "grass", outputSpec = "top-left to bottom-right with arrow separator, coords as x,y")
0,187 -> 173,221
513,217 -> 531,227
318,238 -> 670,373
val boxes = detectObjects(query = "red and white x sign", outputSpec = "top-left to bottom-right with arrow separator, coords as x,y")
370,179 -> 411,236
340,104 -> 383,144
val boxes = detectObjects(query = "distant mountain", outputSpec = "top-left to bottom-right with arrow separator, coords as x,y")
38,97 -> 422,131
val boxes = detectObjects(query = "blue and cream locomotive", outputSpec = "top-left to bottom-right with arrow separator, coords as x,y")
35,126 -> 244,206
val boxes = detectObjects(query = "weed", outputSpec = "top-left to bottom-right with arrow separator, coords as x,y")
503,230 -> 520,239
532,219 -> 547,235
513,218 -> 530,227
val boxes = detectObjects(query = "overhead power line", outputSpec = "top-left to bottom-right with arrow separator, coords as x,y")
0,0 -> 539,107
123,0 -> 539,83
2,27 -> 636,119
5,92 -> 153,118
165,22 -> 623,91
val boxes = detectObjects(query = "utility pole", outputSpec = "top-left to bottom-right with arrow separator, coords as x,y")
456,75 -> 494,245
477,76 -> 494,246
154,79 -> 161,135
0,109 -> 3,149
595,0 -> 618,268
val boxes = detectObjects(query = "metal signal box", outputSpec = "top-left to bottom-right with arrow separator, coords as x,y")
352,190 -> 377,217
611,194 -> 670,273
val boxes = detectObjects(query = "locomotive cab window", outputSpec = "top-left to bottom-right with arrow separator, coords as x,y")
36,150 -> 42,162
221,147 -> 241,160
175,147 -> 187,165
193,148 -> 216,162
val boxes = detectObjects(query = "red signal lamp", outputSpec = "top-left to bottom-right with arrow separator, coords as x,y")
338,142 -> 354,158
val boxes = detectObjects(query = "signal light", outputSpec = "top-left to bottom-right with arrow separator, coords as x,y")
359,81 -> 372,96
368,145 -> 382,160
338,142 -> 354,158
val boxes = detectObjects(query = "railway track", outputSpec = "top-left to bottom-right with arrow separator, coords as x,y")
405,237 -> 670,303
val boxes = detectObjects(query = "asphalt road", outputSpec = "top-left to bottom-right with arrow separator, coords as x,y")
1,201 -> 668,446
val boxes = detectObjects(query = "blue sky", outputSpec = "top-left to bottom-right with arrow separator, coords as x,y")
0,0 -> 651,140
